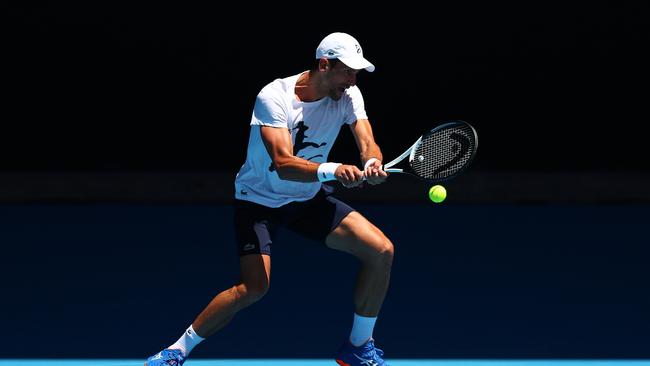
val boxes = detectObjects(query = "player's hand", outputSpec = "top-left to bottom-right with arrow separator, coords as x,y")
335,164 -> 364,188
363,159 -> 388,185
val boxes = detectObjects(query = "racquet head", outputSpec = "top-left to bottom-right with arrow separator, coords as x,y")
384,120 -> 478,182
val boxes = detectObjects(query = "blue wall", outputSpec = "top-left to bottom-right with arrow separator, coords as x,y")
2,203 -> 648,358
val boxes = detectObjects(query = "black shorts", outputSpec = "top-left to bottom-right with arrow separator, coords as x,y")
233,185 -> 355,256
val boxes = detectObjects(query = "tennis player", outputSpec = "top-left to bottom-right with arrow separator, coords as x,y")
145,32 -> 392,366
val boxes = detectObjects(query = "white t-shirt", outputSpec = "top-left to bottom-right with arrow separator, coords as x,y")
234,71 -> 369,208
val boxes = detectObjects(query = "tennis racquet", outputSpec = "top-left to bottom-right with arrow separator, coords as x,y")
370,120 -> 478,183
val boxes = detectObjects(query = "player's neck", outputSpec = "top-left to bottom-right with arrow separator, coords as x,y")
295,71 -> 326,102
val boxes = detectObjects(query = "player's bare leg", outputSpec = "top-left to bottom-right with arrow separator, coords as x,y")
327,211 -> 393,365
192,254 -> 271,337
144,254 -> 271,366
326,211 -> 394,317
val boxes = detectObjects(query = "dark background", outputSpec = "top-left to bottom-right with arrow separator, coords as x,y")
3,2 -> 649,172
2,2 -> 650,360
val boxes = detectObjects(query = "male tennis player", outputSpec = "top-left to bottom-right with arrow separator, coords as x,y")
145,32 -> 392,366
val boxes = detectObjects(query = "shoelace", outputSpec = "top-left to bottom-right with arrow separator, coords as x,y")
162,350 -> 185,366
361,340 -> 385,361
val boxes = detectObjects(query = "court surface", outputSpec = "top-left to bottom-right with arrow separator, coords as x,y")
3,204 -> 649,361
2,360 -> 650,366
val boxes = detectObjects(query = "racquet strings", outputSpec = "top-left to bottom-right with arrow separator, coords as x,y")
410,124 -> 477,180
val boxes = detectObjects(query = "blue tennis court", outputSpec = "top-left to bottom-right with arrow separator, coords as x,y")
3,361 -> 650,366
2,204 -> 649,362
5,359 -> 650,366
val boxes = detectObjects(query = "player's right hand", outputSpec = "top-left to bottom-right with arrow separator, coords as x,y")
335,164 -> 364,188
363,159 -> 388,186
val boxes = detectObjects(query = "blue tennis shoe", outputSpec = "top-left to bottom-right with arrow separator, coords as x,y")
335,338 -> 388,366
144,348 -> 186,366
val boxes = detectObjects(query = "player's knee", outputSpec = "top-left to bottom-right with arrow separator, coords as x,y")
236,280 -> 269,305
379,238 -> 394,266
367,237 -> 394,268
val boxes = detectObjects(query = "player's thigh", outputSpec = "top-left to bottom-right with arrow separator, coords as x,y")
239,254 -> 271,295
325,211 -> 393,260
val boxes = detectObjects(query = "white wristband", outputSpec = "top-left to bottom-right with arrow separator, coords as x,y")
317,162 -> 341,182
364,158 -> 380,170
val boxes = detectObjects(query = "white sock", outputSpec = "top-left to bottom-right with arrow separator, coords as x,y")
349,313 -> 377,347
169,325 -> 205,357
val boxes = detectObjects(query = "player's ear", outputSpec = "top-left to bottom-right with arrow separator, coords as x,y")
318,58 -> 329,71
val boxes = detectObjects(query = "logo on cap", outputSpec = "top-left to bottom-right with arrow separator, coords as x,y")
315,32 -> 375,72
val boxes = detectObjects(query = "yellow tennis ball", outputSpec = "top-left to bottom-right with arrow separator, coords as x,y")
428,185 -> 447,203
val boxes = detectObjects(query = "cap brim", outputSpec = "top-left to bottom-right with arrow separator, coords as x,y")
338,56 -> 375,72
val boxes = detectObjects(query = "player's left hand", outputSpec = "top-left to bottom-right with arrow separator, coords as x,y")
363,160 -> 388,185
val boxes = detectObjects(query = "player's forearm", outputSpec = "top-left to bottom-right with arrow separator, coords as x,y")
360,142 -> 383,166
273,157 -> 320,182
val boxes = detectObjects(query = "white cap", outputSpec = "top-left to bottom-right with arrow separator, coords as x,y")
315,32 -> 375,72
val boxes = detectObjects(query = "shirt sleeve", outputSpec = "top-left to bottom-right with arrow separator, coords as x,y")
250,82 -> 288,128
343,85 -> 369,125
